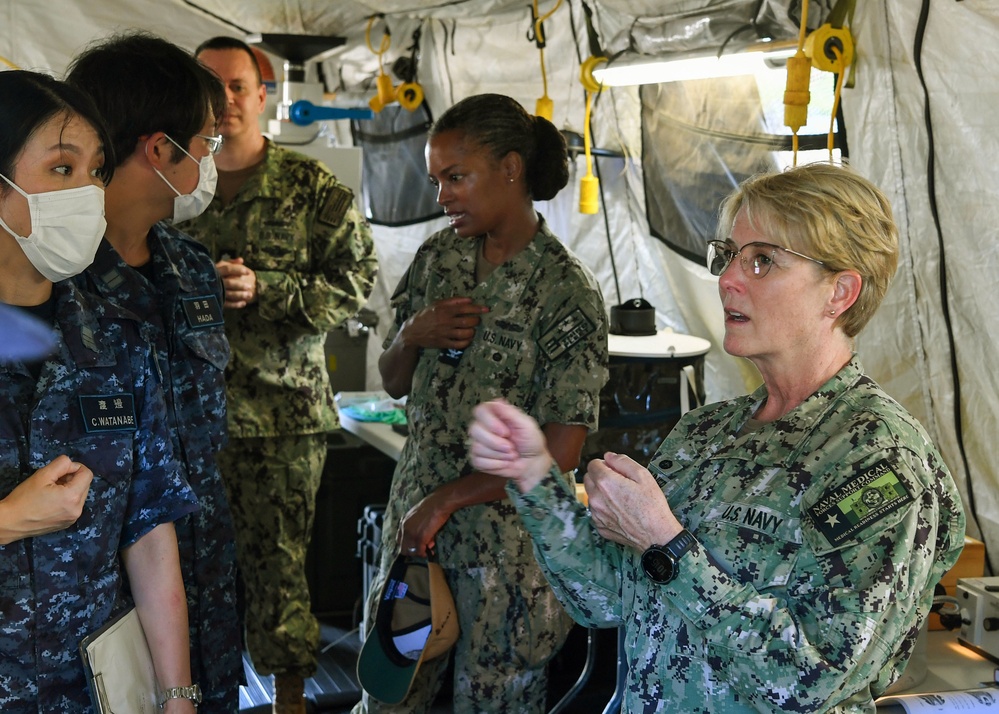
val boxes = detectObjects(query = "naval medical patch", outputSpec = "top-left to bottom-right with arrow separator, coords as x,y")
807,459 -> 914,547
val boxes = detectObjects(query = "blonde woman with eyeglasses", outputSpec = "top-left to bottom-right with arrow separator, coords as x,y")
469,162 -> 966,713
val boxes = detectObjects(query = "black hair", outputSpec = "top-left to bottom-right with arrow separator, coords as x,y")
195,36 -> 263,85
429,94 -> 569,201
65,32 -> 226,169
0,70 -> 114,186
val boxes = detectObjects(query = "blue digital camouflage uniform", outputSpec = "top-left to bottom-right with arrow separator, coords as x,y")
356,218 -> 609,714
509,357 -> 966,713
183,140 -> 378,677
76,226 -> 240,714
0,282 -> 198,713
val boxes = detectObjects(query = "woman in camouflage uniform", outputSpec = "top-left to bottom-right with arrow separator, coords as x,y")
354,94 -> 609,713
470,163 -> 966,713
0,70 -> 199,713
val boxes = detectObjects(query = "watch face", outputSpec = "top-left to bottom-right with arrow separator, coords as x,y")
641,547 -> 677,584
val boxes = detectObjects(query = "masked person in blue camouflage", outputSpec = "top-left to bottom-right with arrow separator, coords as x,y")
185,36 -> 378,714
353,93 -> 609,714
469,162 -> 966,713
66,33 -> 241,714
0,304 -> 92,540
0,70 -> 201,714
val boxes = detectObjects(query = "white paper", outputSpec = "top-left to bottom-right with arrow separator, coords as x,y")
877,687 -> 999,712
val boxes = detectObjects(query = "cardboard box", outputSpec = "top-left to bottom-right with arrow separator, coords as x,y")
929,535 -> 986,630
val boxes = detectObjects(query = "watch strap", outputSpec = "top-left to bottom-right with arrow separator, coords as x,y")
664,528 -> 696,561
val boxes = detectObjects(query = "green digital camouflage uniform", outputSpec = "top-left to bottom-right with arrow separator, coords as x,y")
183,140 -> 378,677
356,218 -> 608,713
508,357 -> 966,713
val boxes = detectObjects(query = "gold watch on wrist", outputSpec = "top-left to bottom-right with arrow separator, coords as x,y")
159,684 -> 202,708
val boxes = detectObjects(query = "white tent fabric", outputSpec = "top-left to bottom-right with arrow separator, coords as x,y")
1,0 -> 997,567
844,0 -> 999,564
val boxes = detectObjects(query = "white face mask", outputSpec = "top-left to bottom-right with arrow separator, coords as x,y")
0,172 -> 106,282
154,135 -> 218,224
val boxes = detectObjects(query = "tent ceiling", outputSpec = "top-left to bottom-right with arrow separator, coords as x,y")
181,0 -> 801,50
183,0 -> 559,36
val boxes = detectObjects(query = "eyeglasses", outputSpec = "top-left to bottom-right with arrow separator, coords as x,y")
196,133 -> 224,155
706,240 -> 826,279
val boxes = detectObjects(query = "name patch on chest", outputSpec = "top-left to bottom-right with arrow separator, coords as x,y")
807,459 -> 913,546
80,394 -> 137,433
540,308 -> 596,362
717,502 -> 787,537
182,295 -> 224,328
481,328 -> 523,351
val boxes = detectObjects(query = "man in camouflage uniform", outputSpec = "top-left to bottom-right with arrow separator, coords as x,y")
356,217 -> 608,713
67,34 -> 241,713
0,284 -> 199,713
185,36 -> 378,713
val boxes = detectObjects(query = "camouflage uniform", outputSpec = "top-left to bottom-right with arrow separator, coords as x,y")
183,140 -> 377,677
0,283 -> 198,713
356,219 -> 608,713
76,227 -> 240,714
509,357 -> 966,713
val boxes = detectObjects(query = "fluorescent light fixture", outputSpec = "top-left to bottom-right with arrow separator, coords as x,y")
592,41 -> 798,87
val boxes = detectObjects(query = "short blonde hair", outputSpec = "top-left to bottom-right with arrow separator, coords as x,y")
716,162 -> 899,337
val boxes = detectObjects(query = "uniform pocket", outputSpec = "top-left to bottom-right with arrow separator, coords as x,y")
253,227 -> 307,271
182,327 -> 230,371
507,574 -> 574,669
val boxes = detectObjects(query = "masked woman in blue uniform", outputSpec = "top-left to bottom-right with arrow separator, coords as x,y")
0,70 -> 200,714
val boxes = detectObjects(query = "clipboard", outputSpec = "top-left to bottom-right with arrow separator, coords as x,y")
79,607 -> 159,713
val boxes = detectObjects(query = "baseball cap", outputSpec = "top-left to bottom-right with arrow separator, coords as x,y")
357,555 -> 459,705
0,302 -> 57,362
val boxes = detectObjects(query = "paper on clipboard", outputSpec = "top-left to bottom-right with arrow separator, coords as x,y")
876,686 -> 999,712
79,607 -> 159,714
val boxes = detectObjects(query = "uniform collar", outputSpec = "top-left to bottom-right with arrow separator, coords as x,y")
212,138 -> 279,207
704,356 -> 866,467
467,215 -> 558,303
88,228 -> 195,297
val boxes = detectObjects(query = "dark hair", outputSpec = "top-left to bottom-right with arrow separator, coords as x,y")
195,36 -> 263,85
0,70 -> 114,186
429,94 -> 569,201
66,32 -> 226,168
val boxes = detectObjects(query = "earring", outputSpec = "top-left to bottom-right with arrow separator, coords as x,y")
828,309 -> 837,316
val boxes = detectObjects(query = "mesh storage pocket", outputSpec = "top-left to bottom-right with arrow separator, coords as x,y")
351,103 -> 442,226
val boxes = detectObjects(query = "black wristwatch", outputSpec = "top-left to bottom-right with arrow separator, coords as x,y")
641,529 -> 696,584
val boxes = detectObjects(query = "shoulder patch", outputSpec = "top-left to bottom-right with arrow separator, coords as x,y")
318,185 -> 353,227
807,459 -> 914,547
540,307 -> 596,362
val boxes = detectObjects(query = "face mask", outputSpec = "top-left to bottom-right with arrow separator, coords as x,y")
154,136 -> 218,224
0,172 -> 106,282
